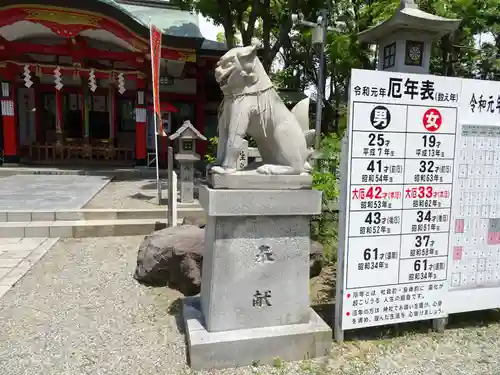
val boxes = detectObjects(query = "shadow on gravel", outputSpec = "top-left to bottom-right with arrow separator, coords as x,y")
446,309 -> 500,329
327,306 -> 500,343
167,298 -> 186,335
129,192 -> 155,201
310,263 -> 500,343
141,182 -> 168,190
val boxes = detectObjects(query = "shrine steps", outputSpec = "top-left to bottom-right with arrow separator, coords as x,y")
0,208 -> 204,238
0,218 -> 184,238
0,207 -> 203,222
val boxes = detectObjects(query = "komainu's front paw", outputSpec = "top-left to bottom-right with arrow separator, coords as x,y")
256,164 -> 273,175
256,164 -> 301,175
210,166 -> 237,174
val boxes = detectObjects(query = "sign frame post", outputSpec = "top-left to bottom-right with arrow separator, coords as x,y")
334,136 -> 349,343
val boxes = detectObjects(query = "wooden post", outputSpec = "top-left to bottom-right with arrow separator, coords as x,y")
108,84 -> 116,141
135,79 -> 147,166
83,85 -> 90,141
55,86 -> 63,144
34,78 -> 41,144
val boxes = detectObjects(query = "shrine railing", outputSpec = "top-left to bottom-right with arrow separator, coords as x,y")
20,142 -> 135,164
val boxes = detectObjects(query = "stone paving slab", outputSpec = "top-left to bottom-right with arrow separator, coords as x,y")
0,237 -> 59,299
0,175 -> 110,210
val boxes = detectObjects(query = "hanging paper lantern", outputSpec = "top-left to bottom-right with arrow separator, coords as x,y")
54,66 -> 63,90
88,69 -> 97,92
23,64 -> 33,88
117,72 -> 126,94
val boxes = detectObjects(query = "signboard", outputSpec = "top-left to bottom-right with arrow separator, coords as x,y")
337,69 -> 461,331
447,79 -> 500,313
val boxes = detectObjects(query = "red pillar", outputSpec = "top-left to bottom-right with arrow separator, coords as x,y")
195,62 -> 206,156
1,81 -> 19,163
135,79 -> 147,166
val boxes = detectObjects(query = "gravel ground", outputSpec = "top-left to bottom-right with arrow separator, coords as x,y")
0,236 -> 499,375
84,179 -> 168,209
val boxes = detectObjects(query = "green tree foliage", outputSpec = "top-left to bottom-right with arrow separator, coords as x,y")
184,0 -> 499,102
179,0 -> 302,71
194,0 -> 499,260
311,134 -> 342,263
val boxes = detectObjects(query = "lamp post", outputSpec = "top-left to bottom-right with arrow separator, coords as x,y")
291,10 -> 344,151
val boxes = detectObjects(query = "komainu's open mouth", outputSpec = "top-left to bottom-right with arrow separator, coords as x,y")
215,64 -> 234,87
218,75 -> 229,86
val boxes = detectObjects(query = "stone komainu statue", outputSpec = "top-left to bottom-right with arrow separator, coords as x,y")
209,39 -> 316,176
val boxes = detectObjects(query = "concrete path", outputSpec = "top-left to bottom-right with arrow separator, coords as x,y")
0,175 -> 110,210
0,238 -> 59,299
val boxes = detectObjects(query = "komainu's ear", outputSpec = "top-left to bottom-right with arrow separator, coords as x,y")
237,49 -> 257,77
250,38 -> 262,49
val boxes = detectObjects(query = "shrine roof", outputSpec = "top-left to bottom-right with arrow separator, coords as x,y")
358,0 -> 461,43
0,0 -> 227,52
111,0 -> 226,51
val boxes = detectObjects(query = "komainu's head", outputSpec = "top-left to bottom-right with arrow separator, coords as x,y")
214,38 -> 272,95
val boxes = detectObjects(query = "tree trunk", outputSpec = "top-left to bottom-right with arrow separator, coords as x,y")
262,0 -> 271,72
224,25 -> 235,48
495,32 -> 500,80
237,0 -> 260,46
441,35 -> 455,76
220,1 -> 235,48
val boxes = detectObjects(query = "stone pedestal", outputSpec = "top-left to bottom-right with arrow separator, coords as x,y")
176,154 -> 197,203
182,176 -> 332,370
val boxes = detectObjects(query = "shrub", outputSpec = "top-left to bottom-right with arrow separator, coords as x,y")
204,136 -> 218,164
311,133 -> 342,264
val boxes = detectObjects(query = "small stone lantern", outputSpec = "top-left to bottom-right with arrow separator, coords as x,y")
168,120 -> 207,203
357,0 -> 461,74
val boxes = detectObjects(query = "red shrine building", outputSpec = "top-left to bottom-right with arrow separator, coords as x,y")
0,0 -> 226,167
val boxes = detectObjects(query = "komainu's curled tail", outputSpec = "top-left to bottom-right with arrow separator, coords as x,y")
291,97 -> 316,171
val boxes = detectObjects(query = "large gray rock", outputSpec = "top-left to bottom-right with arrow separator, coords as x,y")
134,225 -> 204,296
134,225 -> 324,296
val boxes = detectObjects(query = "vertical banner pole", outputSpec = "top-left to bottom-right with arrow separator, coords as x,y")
154,114 -> 161,203
150,23 -> 163,204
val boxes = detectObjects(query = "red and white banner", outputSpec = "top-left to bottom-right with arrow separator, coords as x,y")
150,24 -> 165,136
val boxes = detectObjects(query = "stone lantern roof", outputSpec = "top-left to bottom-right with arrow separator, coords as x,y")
169,120 -> 207,141
358,0 -> 461,43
